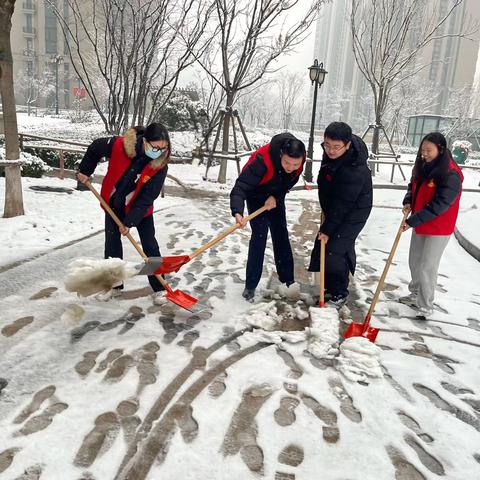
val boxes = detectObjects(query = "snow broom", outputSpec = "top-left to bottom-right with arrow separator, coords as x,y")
67,180 -> 197,311
153,205 -> 269,275
344,210 -> 409,343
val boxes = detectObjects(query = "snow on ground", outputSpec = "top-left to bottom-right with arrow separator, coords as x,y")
1,118 -> 480,479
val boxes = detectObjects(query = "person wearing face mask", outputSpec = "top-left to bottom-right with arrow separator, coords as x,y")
77,123 -> 170,304
400,132 -> 463,319
308,122 -> 372,308
230,132 -> 306,301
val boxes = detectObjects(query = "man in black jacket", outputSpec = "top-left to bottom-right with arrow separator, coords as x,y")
230,132 -> 306,300
309,122 -> 372,307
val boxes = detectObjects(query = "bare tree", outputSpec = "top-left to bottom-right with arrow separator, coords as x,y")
48,0 -> 215,133
194,56 -> 226,154
276,71 -> 305,130
16,67 -> 55,116
350,0 -> 476,154
441,85 -> 475,142
1,0 -> 24,218
384,77 -> 440,145
194,0 -> 327,182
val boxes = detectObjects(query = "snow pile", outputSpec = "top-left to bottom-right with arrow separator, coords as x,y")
274,282 -> 301,301
244,300 -> 280,331
337,337 -> 383,382
243,301 -> 309,345
64,257 -> 139,297
60,304 -> 85,326
306,307 -> 340,358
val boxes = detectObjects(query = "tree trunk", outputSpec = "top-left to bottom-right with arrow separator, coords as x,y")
371,86 -> 383,156
217,93 -> 234,184
0,1 -> 25,218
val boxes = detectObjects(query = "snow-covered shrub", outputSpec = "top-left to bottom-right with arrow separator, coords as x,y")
156,90 -> 207,132
23,147 -> 83,170
21,151 -> 51,177
1,148 -> 48,178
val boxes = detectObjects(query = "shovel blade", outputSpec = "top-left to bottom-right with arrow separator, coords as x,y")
135,257 -> 164,275
165,288 -> 198,311
154,255 -> 191,274
363,326 -> 380,342
344,322 -> 379,343
344,322 -> 365,339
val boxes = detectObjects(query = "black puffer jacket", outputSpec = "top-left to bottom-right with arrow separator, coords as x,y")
318,134 -> 372,238
230,132 -> 303,216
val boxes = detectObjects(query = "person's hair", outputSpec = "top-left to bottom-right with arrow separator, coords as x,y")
324,122 -> 352,143
136,122 -> 171,166
144,122 -> 170,144
281,138 -> 306,158
413,131 -> 451,183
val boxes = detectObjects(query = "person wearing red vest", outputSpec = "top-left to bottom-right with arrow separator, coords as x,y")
401,132 -> 463,319
77,123 -> 170,303
230,132 -> 306,301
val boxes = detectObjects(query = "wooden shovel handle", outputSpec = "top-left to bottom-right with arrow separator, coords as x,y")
189,205 -> 269,260
85,180 -> 169,289
319,211 -> 326,307
366,210 -> 409,318
320,237 -> 326,307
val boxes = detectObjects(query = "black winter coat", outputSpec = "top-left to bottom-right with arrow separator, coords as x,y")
318,134 -> 372,239
230,132 -> 303,216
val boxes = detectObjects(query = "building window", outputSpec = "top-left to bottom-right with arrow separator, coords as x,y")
45,5 -> 58,54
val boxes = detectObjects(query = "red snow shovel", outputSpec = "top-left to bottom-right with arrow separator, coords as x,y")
154,205 -> 270,275
85,180 -> 197,311
344,211 -> 409,342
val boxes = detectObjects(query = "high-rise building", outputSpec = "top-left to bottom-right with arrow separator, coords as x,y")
11,0 -> 79,112
418,0 -> 480,114
312,0 -> 480,129
312,0 -> 370,131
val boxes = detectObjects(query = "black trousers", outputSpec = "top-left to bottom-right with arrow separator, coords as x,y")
105,210 -> 164,292
308,235 -> 356,299
245,199 -> 294,290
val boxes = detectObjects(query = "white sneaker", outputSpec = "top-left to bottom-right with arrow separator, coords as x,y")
399,293 -> 417,308
95,288 -> 122,301
325,295 -> 347,309
416,307 -> 433,320
152,291 -> 168,306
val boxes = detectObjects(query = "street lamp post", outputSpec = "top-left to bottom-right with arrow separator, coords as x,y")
305,59 -> 327,183
51,55 -> 63,115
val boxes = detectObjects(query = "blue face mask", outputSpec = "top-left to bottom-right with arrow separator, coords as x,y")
145,140 -> 167,160
145,147 -> 163,160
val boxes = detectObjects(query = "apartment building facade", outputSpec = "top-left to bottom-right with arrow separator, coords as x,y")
10,0 -> 84,112
312,0 -> 480,130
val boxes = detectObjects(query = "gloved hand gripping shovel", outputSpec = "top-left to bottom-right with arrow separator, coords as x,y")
344,211 -> 409,342
154,205 -> 269,275
85,180 -> 197,311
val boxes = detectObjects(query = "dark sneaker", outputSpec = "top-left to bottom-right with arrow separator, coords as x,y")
325,295 -> 347,309
242,288 -> 255,301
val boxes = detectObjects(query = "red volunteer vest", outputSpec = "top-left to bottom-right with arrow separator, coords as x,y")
100,136 -> 163,217
412,159 -> 463,235
242,143 -> 304,183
